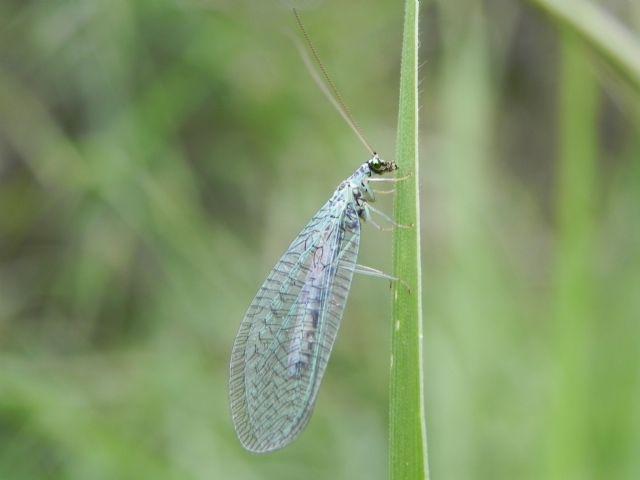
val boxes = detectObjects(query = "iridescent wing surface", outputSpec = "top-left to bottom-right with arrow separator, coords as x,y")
229,184 -> 360,453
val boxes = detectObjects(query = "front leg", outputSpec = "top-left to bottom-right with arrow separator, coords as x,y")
357,202 -> 371,223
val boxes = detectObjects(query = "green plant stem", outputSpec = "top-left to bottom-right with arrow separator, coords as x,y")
548,29 -> 599,479
390,0 -> 428,479
530,0 -> 640,93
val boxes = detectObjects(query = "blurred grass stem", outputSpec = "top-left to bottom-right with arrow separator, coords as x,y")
548,30 -> 600,479
531,0 -> 640,93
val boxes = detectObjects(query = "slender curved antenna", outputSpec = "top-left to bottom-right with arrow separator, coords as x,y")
291,8 -> 375,155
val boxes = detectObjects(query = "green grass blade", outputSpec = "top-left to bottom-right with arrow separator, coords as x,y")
390,0 -> 428,479
530,0 -> 640,93
547,30 -> 600,479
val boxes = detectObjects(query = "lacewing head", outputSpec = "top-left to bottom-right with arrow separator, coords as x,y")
368,153 -> 398,175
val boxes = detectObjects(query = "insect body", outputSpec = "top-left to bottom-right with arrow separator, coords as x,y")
229,154 -> 397,453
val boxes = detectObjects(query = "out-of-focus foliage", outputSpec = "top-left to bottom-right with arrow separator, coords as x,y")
0,0 -> 638,479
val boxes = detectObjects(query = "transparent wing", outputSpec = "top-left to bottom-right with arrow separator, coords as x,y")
229,186 -> 360,453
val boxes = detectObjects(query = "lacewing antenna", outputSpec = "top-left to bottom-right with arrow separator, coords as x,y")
291,8 -> 375,156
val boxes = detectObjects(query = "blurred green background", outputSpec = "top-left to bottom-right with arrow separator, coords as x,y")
1,0 -> 639,478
